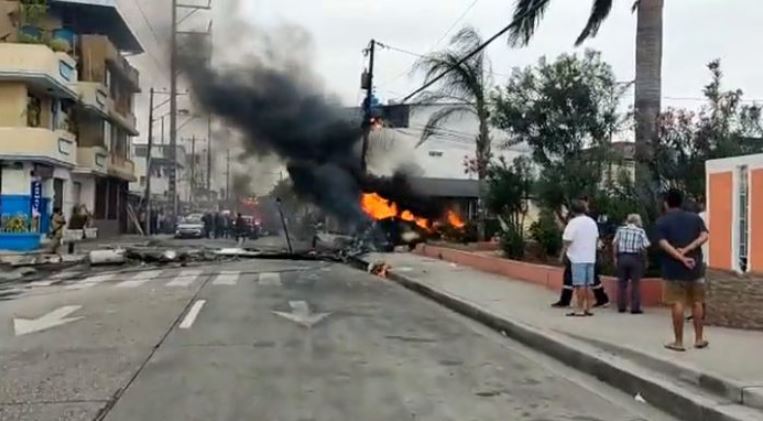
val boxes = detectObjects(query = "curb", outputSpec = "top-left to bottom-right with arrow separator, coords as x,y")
353,255 -> 763,421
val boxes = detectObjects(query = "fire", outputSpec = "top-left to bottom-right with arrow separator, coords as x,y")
446,210 -> 465,229
361,193 -> 429,230
360,192 -> 466,231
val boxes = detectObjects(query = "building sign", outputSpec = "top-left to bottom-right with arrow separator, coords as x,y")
30,181 -> 42,217
95,153 -> 107,169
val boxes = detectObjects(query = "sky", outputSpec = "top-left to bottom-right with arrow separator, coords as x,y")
118,0 -> 763,187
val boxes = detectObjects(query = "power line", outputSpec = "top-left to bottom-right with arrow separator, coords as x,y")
400,0 -> 547,103
128,0 -> 170,83
431,0 -> 480,49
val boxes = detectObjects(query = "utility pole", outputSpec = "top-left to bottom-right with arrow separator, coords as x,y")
169,0 -> 179,227
172,0 -> 213,221
360,39 -> 375,173
206,115 -> 212,192
190,135 -> 196,203
143,87 -> 155,236
225,148 -> 231,206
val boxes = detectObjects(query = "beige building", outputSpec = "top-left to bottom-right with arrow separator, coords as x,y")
0,0 -> 142,247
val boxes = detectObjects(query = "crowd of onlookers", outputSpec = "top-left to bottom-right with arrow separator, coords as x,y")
555,189 -> 710,352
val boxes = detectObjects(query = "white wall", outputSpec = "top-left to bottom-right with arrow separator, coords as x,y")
1,163 -> 32,195
72,174 -> 96,212
368,104 -> 529,179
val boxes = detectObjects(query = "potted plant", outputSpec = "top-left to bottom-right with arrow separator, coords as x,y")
18,0 -> 47,44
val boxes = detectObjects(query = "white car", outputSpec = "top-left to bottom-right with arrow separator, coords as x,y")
175,215 -> 205,238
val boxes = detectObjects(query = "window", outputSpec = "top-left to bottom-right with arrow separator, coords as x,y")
139,176 -> 146,186
134,146 -> 147,158
739,166 -> 749,272
103,121 -> 112,150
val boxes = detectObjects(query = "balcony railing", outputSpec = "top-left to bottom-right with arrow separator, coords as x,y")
0,128 -> 77,168
0,43 -> 77,97
108,155 -> 136,182
76,146 -> 109,175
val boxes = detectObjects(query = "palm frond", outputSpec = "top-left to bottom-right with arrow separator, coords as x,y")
418,105 -> 476,147
507,0 -> 552,47
575,0 -> 614,45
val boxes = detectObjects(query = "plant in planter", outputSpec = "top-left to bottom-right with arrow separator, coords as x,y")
18,0 -> 48,43
48,38 -> 70,52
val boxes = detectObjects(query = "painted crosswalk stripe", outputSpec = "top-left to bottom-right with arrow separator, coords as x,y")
65,273 -> 113,290
258,272 -> 281,286
212,271 -> 239,286
117,270 -> 163,288
166,269 -> 203,287
179,299 -> 206,329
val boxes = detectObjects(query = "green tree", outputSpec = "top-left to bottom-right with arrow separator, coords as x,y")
491,50 -> 624,219
485,156 -> 534,259
414,26 -> 492,240
653,60 -> 763,201
507,0 -> 664,194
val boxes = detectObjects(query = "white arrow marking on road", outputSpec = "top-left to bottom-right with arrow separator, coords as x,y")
117,270 -> 163,288
167,269 -> 202,287
212,271 -> 239,286
258,272 -> 281,286
13,305 -> 83,336
179,300 -> 206,329
272,301 -> 331,328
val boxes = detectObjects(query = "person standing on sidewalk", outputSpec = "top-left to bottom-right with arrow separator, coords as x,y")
552,197 -> 610,308
49,207 -> 66,255
656,189 -> 709,352
560,200 -> 599,317
612,214 -> 650,314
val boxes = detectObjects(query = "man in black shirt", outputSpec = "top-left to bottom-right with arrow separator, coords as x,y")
656,189 -> 709,352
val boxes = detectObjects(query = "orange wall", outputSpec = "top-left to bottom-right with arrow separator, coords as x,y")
709,172 -> 733,270
750,169 -> 763,272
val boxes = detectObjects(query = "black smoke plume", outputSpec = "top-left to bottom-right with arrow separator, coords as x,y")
178,33 -> 445,229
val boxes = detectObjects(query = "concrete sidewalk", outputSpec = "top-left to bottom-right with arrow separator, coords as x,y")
360,252 -> 763,421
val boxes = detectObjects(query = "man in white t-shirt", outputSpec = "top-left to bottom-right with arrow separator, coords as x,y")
560,200 -> 600,317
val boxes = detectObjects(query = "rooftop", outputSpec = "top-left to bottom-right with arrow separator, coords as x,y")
50,0 -> 144,53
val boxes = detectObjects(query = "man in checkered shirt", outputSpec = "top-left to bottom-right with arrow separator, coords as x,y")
612,214 -> 651,313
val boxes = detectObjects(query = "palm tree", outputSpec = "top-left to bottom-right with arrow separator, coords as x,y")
414,27 -> 492,240
507,0 -> 664,190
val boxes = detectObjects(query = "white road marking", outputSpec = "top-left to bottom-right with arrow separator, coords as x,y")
258,272 -> 282,286
65,273 -> 113,290
166,269 -> 203,287
117,270 -> 163,288
272,300 -> 331,328
27,279 -> 56,287
13,305 -> 83,336
212,271 -> 239,285
179,300 -> 206,329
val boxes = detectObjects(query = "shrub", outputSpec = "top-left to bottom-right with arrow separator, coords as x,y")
500,224 -> 525,259
529,208 -> 562,257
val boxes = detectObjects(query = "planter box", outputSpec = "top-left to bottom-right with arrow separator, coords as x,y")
415,243 -> 665,307
705,270 -> 763,330
63,229 -> 83,243
0,233 -> 42,251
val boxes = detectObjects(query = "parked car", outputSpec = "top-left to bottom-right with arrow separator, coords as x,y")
175,215 -> 204,238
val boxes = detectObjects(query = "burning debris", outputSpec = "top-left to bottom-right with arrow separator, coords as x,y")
177,26 -> 466,249
368,260 -> 391,277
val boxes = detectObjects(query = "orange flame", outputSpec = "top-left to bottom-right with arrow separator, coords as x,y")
361,193 -> 430,230
446,210 -> 466,229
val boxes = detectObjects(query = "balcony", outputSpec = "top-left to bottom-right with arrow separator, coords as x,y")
0,43 -> 77,99
109,155 -> 136,182
80,35 -> 140,92
75,146 -> 109,176
76,81 -> 139,135
76,81 -> 110,117
0,128 -> 77,168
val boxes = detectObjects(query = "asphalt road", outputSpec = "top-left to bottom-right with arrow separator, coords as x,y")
0,248 -> 676,421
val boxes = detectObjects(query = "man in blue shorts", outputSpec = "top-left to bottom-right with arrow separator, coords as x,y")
560,200 -> 599,317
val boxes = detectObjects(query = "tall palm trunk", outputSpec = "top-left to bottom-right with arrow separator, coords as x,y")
476,102 -> 491,241
634,0 -> 664,195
